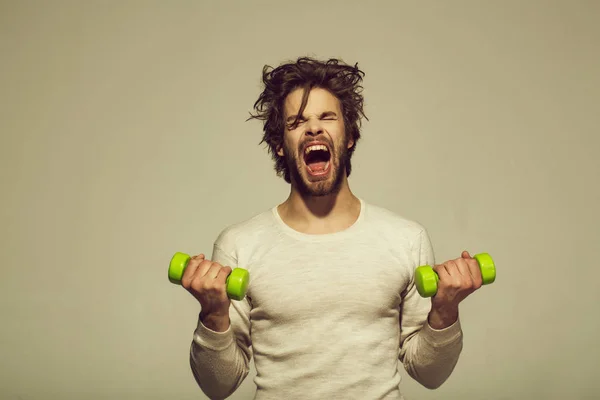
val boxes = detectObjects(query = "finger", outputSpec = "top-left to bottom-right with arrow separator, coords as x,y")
455,258 -> 480,289
181,256 -> 206,287
441,261 -> 465,288
433,263 -> 452,284
192,260 -> 214,280
455,259 -> 476,289
216,266 -> 233,285
188,260 -> 214,291
454,258 -> 471,277
201,265 -> 231,297
462,250 -> 471,259
206,263 -> 225,280
467,258 -> 483,287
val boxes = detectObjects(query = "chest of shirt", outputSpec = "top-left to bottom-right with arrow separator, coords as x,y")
238,238 -> 414,323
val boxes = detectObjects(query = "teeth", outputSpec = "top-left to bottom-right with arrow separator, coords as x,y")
304,144 -> 329,154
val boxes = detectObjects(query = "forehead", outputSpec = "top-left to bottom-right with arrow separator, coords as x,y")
283,87 -> 342,117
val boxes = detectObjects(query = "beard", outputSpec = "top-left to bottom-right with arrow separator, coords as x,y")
284,135 -> 350,197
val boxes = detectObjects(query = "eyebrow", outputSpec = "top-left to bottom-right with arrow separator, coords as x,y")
286,111 -> 338,124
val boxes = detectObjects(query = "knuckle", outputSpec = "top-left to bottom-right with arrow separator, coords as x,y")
192,278 -> 205,292
214,264 -> 224,274
201,279 -> 212,290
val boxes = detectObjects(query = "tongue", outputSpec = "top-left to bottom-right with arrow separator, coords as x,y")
308,161 -> 327,172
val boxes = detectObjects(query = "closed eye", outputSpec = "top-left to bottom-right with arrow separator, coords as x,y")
285,111 -> 338,128
320,111 -> 338,120
286,118 -> 305,130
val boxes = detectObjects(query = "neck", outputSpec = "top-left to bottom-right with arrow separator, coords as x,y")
277,177 -> 361,234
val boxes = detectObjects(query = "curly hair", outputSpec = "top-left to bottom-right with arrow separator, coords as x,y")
248,57 -> 368,183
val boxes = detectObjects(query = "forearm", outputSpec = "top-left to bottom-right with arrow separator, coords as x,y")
401,316 -> 463,389
189,315 -> 251,399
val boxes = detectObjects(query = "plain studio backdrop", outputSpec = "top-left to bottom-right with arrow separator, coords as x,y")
1,1 -> 599,399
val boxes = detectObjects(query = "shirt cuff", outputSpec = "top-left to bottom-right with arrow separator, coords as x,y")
420,317 -> 463,348
193,319 -> 234,351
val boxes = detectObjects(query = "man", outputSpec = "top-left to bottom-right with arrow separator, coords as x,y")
181,57 -> 483,399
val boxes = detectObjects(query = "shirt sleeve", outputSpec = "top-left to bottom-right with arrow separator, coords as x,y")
397,228 -> 463,389
189,240 -> 253,399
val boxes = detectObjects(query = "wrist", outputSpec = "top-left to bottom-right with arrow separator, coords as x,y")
428,304 -> 459,330
200,311 -> 230,332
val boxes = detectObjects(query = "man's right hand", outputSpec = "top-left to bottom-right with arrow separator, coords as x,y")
181,254 -> 232,332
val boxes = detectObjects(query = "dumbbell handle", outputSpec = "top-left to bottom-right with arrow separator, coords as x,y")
415,252 -> 496,298
168,252 -> 249,301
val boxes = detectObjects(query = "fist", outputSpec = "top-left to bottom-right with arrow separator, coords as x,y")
180,254 -> 233,318
431,250 -> 483,309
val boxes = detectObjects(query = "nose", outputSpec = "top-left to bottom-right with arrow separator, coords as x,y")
305,117 -> 323,137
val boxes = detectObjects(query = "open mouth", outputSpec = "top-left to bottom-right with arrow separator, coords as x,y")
303,143 -> 331,176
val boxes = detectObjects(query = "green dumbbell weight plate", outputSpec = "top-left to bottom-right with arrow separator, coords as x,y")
169,252 -> 191,284
473,252 -> 496,284
415,265 -> 438,298
226,268 -> 250,301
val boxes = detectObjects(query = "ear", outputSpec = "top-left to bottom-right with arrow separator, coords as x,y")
347,137 -> 355,149
277,146 -> 284,157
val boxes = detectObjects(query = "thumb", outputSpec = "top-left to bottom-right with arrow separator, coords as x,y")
461,250 -> 472,259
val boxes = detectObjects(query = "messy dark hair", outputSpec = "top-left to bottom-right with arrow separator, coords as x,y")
248,57 -> 367,183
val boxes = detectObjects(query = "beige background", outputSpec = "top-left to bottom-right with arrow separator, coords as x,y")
1,1 -> 599,399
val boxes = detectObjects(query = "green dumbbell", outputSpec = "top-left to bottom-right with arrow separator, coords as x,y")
168,252 -> 250,301
415,253 -> 496,298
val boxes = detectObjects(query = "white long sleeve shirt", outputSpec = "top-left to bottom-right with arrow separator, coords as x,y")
189,198 -> 463,399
